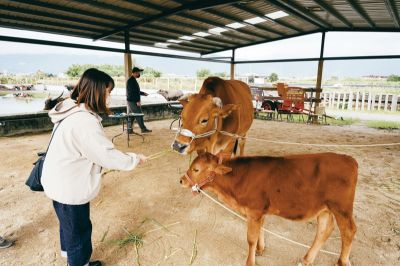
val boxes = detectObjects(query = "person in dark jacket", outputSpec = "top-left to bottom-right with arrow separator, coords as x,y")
126,67 -> 152,133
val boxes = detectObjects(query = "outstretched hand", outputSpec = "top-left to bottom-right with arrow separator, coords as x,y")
137,154 -> 148,165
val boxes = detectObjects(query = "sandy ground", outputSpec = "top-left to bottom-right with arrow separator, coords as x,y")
0,119 -> 399,266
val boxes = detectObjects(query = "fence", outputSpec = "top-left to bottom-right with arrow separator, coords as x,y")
1,76 -> 251,92
321,91 -> 399,112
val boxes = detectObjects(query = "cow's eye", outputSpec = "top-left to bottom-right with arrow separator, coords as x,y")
192,168 -> 199,172
200,119 -> 208,125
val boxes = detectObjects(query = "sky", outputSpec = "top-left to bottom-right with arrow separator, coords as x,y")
1,27 -> 400,78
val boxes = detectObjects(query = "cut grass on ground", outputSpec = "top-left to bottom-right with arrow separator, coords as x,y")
365,121 -> 400,130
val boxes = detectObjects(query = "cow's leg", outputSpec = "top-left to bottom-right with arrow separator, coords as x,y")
332,210 -> 356,266
221,139 -> 237,157
256,215 -> 265,256
239,137 -> 246,156
302,210 -> 334,265
246,217 -> 263,266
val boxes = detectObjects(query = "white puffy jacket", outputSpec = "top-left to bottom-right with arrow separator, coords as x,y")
42,98 -> 139,205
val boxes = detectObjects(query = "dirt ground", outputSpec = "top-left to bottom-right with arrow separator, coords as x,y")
0,119 -> 399,266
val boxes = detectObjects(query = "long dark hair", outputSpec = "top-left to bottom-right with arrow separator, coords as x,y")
71,68 -> 114,114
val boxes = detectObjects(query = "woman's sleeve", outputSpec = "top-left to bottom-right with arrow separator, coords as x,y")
74,118 -> 140,170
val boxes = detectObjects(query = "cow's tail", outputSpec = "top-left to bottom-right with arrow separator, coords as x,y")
232,139 -> 239,156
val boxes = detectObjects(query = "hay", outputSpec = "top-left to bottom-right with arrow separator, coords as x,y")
189,229 -> 198,265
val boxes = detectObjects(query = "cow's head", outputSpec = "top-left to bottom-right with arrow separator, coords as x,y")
180,153 -> 232,190
172,93 -> 238,154
157,89 -> 167,98
44,92 -> 64,110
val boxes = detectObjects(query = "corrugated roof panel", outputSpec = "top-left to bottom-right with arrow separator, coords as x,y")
0,0 -> 399,55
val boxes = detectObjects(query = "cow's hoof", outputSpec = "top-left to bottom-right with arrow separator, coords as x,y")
255,249 -> 264,256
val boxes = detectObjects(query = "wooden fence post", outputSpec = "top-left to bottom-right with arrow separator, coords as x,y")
361,92 -> 365,111
384,94 -> 389,111
342,93 -> 346,109
377,94 -> 382,111
371,93 -> 375,110
391,95 -> 398,112
355,91 -> 359,111
348,92 -> 353,110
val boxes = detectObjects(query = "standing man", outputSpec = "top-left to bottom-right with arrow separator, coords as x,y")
126,67 -> 152,133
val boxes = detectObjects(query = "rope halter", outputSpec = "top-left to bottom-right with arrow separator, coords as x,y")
184,152 -> 230,195
173,117 -> 218,145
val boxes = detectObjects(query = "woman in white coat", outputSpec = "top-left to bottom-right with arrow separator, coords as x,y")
42,68 -> 147,266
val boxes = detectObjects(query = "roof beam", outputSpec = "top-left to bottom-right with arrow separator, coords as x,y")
313,0 -> 353,27
123,1 -> 248,46
346,0 -> 375,27
142,24 -> 240,46
235,54 -> 400,64
79,0 -> 243,47
133,28 -> 228,49
0,14 -> 106,34
0,35 -> 235,63
180,13 -> 266,41
233,3 -> 302,32
266,0 -> 331,28
384,0 -> 400,28
7,0 -> 240,50
130,31 -> 224,51
93,0 -> 243,40
8,0 -> 129,25
204,9 -> 284,36
0,4 -> 118,30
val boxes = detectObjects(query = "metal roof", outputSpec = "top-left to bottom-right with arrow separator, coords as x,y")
1,0 -> 399,55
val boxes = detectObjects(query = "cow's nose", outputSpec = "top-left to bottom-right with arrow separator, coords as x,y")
180,179 -> 183,184
172,141 -> 188,154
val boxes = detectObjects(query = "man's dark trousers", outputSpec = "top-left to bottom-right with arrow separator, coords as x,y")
127,101 -> 146,130
53,201 -> 92,266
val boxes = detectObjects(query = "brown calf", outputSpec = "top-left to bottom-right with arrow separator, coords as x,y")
180,152 -> 358,266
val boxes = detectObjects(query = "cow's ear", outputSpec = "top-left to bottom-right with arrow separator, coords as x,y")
212,97 -> 223,108
220,104 -> 239,118
179,93 -> 191,106
214,165 -> 232,175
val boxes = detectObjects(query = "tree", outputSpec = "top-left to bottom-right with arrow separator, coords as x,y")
387,75 -> 400,82
196,68 -> 211,78
65,64 -> 125,77
35,70 -> 46,79
214,72 -> 227,77
268,73 -> 279,82
142,67 -> 162,77
66,64 -> 84,78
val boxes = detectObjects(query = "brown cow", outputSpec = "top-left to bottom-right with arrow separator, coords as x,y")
172,77 -> 253,156
180,152 -> 358,266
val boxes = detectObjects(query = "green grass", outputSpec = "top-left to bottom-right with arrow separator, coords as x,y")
31,92 -> 48,99
0,91 -> 48,98
365,121 -> 400,130
112,228 -> 144,248
327,117 -> 360,126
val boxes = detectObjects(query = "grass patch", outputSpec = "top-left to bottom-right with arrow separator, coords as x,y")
112,227 -> 144,248
108,218 -> 181,265
327,117 -> 360,126
365,121 -> 400,130
31,92 -> 48,99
